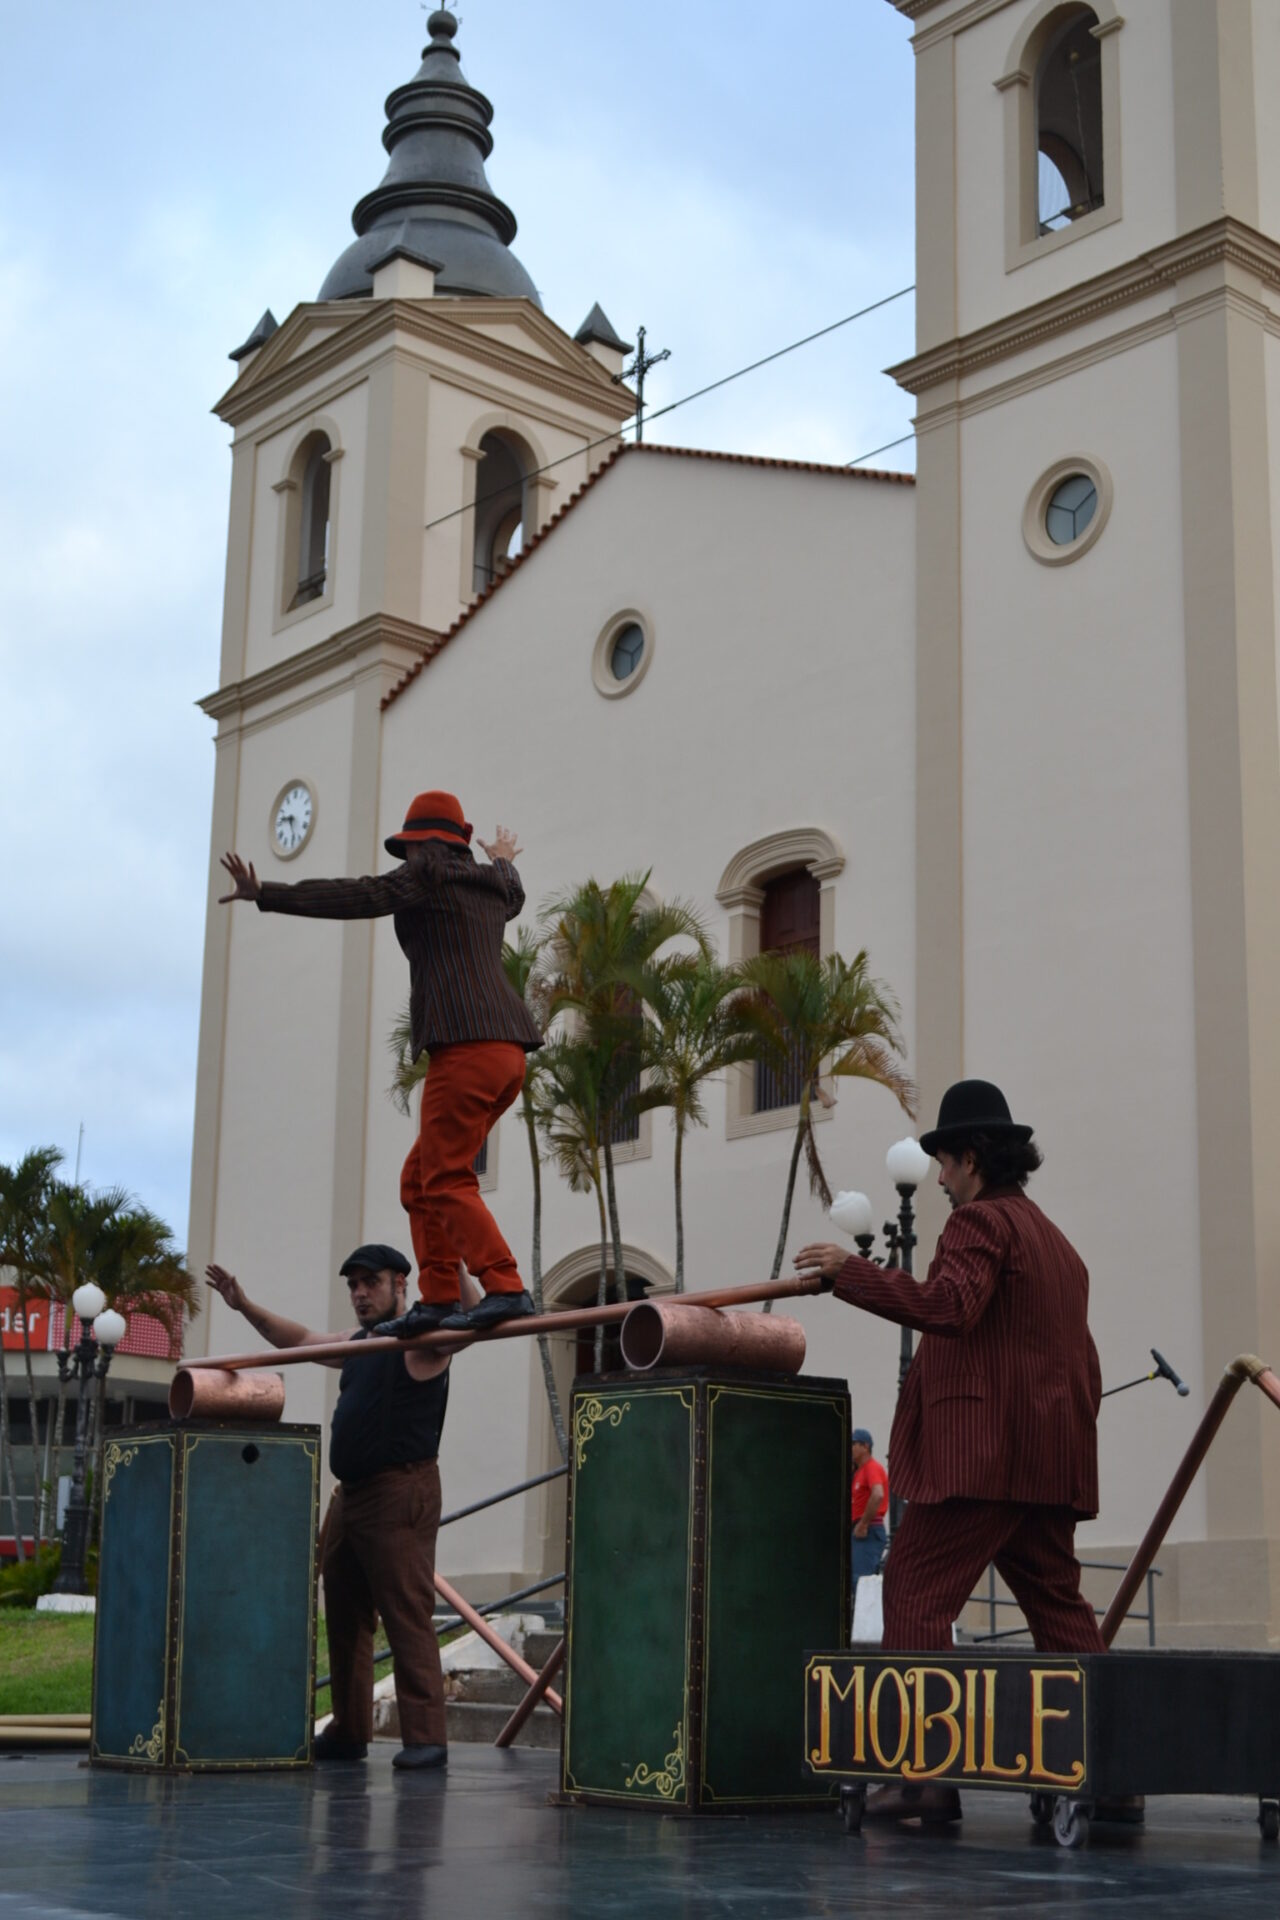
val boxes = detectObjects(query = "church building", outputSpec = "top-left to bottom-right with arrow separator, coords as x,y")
190,2 -> 1280,1645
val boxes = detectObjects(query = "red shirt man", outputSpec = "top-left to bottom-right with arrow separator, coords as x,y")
850,1432 -> 889,1533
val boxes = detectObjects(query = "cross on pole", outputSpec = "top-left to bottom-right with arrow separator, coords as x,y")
614,325 -> 671,443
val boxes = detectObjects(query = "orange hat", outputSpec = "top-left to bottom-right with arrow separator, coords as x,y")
384,790 -> 472,857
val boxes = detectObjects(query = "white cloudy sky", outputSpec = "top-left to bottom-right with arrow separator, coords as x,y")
0,1 -> 916,1245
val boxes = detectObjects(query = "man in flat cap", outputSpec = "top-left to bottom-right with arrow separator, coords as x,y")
207,1244 -> 479,1769
220,789 -> 542,1338
797,1079 -> 1107,1824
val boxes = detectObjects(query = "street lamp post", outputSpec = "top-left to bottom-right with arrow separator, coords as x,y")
52,1285 -> 125,1596
829,1136 -> 931,1537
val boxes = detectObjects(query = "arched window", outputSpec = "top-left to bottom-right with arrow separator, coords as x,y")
1036,9 -> 1104,233
715,827 -> 845,1138
472,430 -> 529,592
755,868 -> 821,1114
998,1 -> 1121,267
280,429 -> 334,614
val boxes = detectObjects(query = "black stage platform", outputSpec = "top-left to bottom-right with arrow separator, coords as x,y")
1,1744 -> 1277,1919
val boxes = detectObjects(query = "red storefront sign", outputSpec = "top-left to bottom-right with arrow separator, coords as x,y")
0,1287 -> 182,1361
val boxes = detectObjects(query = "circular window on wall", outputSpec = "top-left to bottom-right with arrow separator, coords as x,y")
1023,456 -> 1112,565
592,610 -> 654,699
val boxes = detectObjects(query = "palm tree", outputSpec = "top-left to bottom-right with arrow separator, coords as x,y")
540,873 -> 708,1305
630,954 -> 755,1292
0,1147 -> 63,1545
501,930 -> 567,1462
535,1034 -> 613,1370
740,949 -> 916,1303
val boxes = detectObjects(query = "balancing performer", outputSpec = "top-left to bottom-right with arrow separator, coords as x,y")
796,1079 -> 1107,1825
220,790 -> 542,1336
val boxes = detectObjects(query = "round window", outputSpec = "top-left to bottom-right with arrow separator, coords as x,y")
610,622 -> 645,681
1045,474 -> 1098,546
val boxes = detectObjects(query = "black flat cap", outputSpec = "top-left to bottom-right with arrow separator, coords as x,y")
340,1243 -> 412,1278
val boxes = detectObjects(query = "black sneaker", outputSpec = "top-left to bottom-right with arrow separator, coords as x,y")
313,1728 -> 368,1762
392,1744 -> 449,1771
374,1300 -> 456,1339
439,1291 -> 536,1332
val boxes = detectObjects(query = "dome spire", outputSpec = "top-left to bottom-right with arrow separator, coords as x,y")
318,9 -> 540,306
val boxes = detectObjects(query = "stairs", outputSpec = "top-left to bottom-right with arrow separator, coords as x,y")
374,1622 -> 563,1750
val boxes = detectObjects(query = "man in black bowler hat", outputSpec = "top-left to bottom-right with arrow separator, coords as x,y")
797,1079 -> 1108,1825
207,1243 -> 479,1771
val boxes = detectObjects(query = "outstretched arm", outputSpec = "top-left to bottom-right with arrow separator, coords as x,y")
206,1264 -> 352,1369
219,852 -> 425,922
796,1204 -> 1009,1338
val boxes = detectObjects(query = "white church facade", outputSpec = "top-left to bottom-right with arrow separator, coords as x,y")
189,1 -> 1280,1644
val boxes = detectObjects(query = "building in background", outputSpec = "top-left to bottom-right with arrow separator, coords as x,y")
190,2 -> 1280,1644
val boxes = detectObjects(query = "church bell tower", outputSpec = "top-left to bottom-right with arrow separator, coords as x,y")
186,11 -> 634,1424
892,0 -> 1280,1640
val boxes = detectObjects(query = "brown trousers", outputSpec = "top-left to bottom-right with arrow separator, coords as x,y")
321,1459 -> 447,1747
883,1498 -> 1107,1653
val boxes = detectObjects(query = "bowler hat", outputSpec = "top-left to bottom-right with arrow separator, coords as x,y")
340,1243 -> 412,1279
918,1079 -> 1033,1157
385,790 -> 472,857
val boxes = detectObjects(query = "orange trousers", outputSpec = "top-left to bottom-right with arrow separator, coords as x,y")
399,1040 -> 527,1304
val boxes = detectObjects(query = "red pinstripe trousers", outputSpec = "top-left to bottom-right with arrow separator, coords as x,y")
399,1041 -> 527,1303
883,1498 -> 1107,1653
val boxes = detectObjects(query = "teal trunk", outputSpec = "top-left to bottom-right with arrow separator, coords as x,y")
91,1420 -> 320,1771
562,1371 -> 851,1811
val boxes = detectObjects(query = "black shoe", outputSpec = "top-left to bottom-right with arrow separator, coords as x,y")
374,1300 -> 455,1339
313,1728 -> 368,1762
863,1783 -> 962,1824
439,1291 -> 536,1332
392,1744 -> 449,1771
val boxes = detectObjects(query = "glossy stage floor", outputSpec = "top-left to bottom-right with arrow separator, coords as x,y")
2,1744 -> 1278,1919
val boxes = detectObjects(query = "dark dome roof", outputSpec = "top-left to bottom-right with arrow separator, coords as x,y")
319,10 -> 540,306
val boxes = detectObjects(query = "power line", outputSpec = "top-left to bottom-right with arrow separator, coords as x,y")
846,429 -> 916,469
421,283 -> 916,539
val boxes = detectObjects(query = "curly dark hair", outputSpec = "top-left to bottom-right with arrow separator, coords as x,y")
952,1129 -> 1044,1193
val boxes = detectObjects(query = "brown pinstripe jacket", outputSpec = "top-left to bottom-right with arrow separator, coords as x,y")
256,846 -> 542,1061
834,1191 -> 1101,1517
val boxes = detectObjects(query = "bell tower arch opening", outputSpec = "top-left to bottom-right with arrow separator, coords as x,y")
471,429 -> 533,592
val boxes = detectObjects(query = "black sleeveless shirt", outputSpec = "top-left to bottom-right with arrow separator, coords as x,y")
329,1330 -> 450,1485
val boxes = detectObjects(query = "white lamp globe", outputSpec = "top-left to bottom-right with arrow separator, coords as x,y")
72,1282 -> 107,1323
92,1308 -> 127,1348
886,1137 -> 931,1189
829,1191 -> 875,1239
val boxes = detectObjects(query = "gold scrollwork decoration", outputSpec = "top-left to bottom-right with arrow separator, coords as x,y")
128,1706 -> 165,1763
625,1722 -> 685,1798
102,1443 -> 139,1503
573,1396 -> 630,1469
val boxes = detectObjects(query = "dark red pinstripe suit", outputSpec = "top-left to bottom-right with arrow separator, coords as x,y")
834,1189 -> 1107,1652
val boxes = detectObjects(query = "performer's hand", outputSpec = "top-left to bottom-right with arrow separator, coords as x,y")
478,825 -> 523,863
206,1264 -> 249,1315
793,1243 -> 850,1291
219,852 -> 262,904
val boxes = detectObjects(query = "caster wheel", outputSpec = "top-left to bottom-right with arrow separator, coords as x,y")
1258,1798 -> 1279,1842
1053,1798 -> 1091,1850
841,1784 -> 866,1836
1029,1791 -> 1054,1828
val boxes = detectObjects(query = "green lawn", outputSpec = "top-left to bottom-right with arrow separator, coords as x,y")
0,1613 -> 340,1717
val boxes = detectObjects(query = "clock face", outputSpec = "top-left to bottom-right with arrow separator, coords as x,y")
272,781 -> 314,858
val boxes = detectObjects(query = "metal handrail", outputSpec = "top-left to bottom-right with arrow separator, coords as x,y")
968,1560 -> 1162,1647
440,1465 -> 567,1529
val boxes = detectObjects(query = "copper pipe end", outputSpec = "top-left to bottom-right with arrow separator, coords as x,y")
169,1367 -> 286,1423
620,1301 -> 806,1375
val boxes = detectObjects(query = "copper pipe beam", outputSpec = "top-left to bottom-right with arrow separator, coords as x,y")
168,1367 -> 286,1422
620,1302 -> 805,1374
433,1571 -> 563,1716
187,1274 -> 825,1372
494,1636 -> 565,1749
1100,1354 -> 1274,1645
